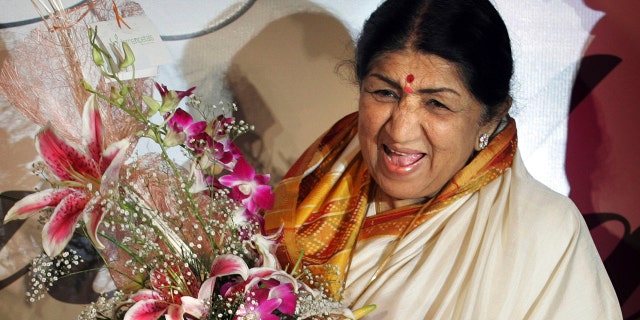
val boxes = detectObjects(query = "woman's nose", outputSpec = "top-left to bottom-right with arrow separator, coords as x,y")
386,98 -> 422,141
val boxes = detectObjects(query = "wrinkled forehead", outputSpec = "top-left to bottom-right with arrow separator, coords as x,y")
364,50 -> 469,88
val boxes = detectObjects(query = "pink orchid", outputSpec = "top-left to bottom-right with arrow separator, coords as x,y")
223,267 -> 300,319
151,83 -> 195,114
234,291 -> 281,320
164,108 -> 211,152
3,95 -> 129,257
201,115 -> 242,172
268,282 -> 297,314
211,137 -> 241,168
218,157 -> 274,214
156,83 -> 195,101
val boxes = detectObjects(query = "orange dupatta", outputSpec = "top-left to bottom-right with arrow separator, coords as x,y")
263,112 -> 517,299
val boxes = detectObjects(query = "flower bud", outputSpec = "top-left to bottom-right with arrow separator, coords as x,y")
81,80 -> 95,92
110,86 -> 125,106
119,41 -> 135,70
92,47 -> 104,67
143,95 -> 161,116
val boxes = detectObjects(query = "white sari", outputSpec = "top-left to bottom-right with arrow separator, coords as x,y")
343,151 -> 621,319
265,114 -> 621,319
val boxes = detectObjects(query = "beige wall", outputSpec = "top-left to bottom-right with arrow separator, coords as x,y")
225,11 -> 358,181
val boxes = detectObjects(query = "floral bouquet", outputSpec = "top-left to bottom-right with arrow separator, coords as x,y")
0,1 -> 369,319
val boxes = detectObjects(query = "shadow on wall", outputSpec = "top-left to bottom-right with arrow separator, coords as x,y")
227,13 -> 357,182
225,11 -> 357,183
0,17 -> 42,193
177,5 -> 358,183
176,3 -> 358,184
0,191 -> 96,318
567,0 -> 640,318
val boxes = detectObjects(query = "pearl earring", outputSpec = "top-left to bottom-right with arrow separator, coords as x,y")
478,133 -> 489,150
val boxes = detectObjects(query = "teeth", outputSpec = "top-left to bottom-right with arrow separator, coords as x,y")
383,145 -> 425,167
383,145 -> 413,156
384,146 -> 408,156
391,149 -> 408,156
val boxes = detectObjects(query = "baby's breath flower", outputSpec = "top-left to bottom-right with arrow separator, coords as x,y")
13,50 -> 352,319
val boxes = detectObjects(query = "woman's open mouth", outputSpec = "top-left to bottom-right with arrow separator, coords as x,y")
383,144 -> 426,167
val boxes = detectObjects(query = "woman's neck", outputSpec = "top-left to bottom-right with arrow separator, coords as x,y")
375,186 -> 428,213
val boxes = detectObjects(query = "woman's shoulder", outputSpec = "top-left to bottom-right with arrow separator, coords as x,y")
499,153 -> 621,319
506,152 -> 584,233
497,151 -> 605,273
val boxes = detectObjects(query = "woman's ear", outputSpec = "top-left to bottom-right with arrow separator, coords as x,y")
487,97 -> 512,130
475,98 -> 512,151
491,97 -> 512,122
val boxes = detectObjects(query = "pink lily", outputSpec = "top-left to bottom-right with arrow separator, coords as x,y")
218,157 -> 274,214
125,293 -> 206,320
126,255 -> 251,320
250,232 -> 281,269
125,290 -> 186,320
198,254 -> 250,302
200,255 -> 299,318
3,95 -> 129,257
124,263 -> 207,320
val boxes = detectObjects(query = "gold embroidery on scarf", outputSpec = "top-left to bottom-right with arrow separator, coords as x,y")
264,113 -> 517,300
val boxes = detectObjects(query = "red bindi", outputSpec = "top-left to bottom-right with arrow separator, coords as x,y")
406,74 -> 415,83
404,74 -> 415,93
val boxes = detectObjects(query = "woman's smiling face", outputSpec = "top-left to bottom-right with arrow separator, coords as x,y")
358,50 -> 497,203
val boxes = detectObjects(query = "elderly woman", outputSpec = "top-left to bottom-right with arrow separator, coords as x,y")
263,0 -> 621,318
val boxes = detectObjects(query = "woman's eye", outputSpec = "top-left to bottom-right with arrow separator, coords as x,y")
426,99 -> 449,110
369,89 -> 398,102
